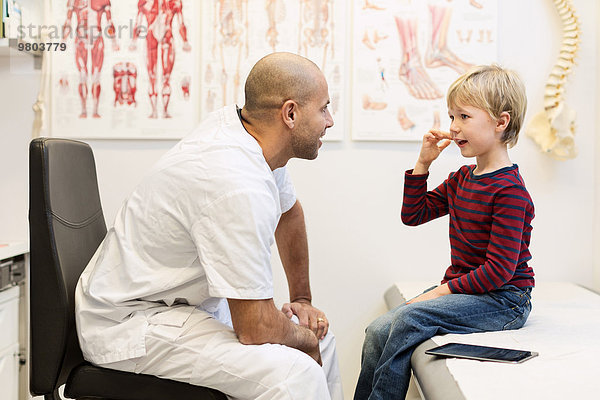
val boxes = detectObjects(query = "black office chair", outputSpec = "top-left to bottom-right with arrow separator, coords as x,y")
29,138 -> 227,400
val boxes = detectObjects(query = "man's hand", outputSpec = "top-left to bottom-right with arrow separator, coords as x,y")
228,298 -> 321,364
413,129 -> 453,174
281,300 -> 329,340
406,283 -> 452,304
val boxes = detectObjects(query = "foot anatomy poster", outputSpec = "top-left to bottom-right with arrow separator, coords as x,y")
199,0 -> 347,141
352,0 -> 498,141
49,0 -> 199,139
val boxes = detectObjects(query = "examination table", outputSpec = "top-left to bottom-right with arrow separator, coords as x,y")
384,281 -> 600,400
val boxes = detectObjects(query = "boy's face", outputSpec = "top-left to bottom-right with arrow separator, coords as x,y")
447,103 -> 505,159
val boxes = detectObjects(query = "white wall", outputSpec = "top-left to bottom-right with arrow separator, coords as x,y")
0,55 -> 39,242
594,0 -> 600,299
1,1 -> 598,398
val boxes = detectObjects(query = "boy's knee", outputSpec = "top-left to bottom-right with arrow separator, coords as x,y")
365,314 -> 390,340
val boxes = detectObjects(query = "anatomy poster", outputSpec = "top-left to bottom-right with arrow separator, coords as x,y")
50,0 -> 199,139
200,0 -> 347,141
352,0 -> 498,141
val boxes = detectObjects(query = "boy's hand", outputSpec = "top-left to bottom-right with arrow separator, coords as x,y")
406,283 -> 452,304
413,129 -> 453,174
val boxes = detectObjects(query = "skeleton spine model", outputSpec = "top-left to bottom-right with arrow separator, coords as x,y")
525,0 -> 580,160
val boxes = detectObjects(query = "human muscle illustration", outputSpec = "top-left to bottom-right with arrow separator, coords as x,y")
299,0 -> 334,70
113,62 -> 138,107
62,0 -> 119,118
181,75 -> 191,100
525,0 -> 580,160
130,0 -> 192,119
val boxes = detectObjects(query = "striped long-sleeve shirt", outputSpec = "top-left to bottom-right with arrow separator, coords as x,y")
401,164 -> 535,294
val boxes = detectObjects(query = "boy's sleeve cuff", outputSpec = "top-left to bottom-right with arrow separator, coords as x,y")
405,169 -> 429,178
447,279 -> 462,294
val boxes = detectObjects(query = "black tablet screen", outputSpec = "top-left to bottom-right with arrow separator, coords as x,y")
425,343 -> 537,363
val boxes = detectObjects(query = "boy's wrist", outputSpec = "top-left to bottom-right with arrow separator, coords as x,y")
413,161 -> 431,175
437,283 -> 452,296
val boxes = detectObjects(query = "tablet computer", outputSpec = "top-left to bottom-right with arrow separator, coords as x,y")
425,342 -> 538,364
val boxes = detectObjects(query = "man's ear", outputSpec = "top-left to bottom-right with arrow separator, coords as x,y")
496,111 -> 510,132
282,100 -> 298,129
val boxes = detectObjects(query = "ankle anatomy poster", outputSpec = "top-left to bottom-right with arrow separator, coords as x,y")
352,0 -> 498,141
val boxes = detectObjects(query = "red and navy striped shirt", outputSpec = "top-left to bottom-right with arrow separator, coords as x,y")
401,164 -> 535,294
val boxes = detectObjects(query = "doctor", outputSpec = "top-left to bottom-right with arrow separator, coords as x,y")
75,52 -> 342,399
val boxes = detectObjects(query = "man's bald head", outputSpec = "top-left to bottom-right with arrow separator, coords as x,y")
244,52 -> 324,119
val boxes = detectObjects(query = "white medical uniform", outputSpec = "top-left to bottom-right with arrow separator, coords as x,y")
75,105 -> 343,400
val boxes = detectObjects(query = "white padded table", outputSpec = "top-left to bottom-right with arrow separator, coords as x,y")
384,282 -> 600,400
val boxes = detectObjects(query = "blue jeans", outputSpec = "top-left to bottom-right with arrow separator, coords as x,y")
354,286 -> 532,400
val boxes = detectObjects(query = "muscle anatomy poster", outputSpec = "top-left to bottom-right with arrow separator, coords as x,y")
352,0 -> 497,141
49,0 -> 199,139
200,0 -> 347,141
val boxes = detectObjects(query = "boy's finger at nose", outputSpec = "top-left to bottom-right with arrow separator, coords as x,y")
440,139 -> 453,149
429,129 -> 452,139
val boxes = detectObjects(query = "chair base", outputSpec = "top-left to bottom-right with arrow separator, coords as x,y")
64,362 -> 227,400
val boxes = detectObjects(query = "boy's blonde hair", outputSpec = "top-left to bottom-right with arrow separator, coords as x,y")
447,64 -> 527,148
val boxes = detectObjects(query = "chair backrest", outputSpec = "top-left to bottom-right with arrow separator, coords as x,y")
29,138 -> 107,396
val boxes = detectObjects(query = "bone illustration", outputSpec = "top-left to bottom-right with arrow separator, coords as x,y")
397,107 -> 415,130
266,0 -> 286,51
213,0 -> 249,106
525,0 -> 580,160
362,94 -> 387,110
299,0 -> 334,70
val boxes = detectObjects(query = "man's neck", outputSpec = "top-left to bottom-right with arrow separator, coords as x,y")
238,107 -> 290,170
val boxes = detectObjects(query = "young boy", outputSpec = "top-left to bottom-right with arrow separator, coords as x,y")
354,64 -> 535,400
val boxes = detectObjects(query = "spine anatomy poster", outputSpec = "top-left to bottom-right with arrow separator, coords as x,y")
200,0 -> 347,141
352,0 -> 497,141
50,0 -> 199,139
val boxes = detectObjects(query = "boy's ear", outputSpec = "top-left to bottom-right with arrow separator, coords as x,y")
496,111 -> 510,132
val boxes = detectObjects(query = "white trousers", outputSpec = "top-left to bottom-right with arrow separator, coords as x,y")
102,309 -> 344,400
